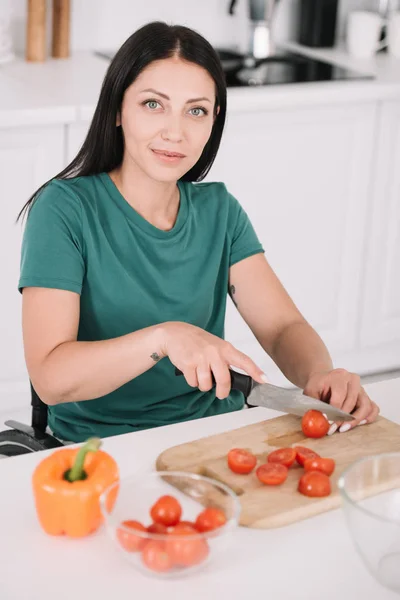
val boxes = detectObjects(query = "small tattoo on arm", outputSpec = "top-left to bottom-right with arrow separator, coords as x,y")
150,352 -> 161,362
229,284 -> 238,308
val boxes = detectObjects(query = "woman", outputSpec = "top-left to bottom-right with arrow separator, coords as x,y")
18,22 -> 379,443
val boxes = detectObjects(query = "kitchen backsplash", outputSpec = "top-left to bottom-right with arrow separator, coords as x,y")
7,0 -> 393,55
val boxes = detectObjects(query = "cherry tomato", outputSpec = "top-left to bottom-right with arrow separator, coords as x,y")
147,522 -> 168,535
141,541 -> 173,572
267,447 -> 296,468
195,507 -> 227,533
150,495 -> 182,527
169,523 -> 197,534
304,457 -> 335,476
179,520 -> 197,529
227,448 -> 257,474
298,470 -> 331,497
166,529 -> 209,567
294,446 -> 320,467
301,410 -> 329,438
116,520 -> 147,552
256,463 -> 288,485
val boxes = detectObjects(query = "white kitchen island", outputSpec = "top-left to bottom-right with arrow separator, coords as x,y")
0,376 -> 399,600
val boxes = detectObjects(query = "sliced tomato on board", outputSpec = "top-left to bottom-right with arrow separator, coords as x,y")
256,463 -> 288,486
294,446 -> 320,467
304,457 -> 335,476
227,448 -> 257,474
267,447 -> 296,468
298,471 -> 331,497
301,410 -> 330,438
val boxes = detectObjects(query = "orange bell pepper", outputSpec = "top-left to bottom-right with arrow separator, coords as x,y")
32,438 -> 119,538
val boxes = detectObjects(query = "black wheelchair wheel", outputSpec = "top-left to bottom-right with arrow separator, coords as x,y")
0,429 -> 53,457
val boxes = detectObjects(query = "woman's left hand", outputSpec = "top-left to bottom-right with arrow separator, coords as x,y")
303,368 -> 380,435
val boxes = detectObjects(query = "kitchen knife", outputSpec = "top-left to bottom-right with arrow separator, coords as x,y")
174,367 -> 354,422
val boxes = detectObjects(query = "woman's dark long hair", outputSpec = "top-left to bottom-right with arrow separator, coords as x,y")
17,21 -> 227,221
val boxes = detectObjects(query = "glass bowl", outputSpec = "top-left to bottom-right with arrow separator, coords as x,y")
338,453 -> 400,594
99,470 -> 241,578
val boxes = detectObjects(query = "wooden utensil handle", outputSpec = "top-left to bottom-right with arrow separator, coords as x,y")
174,367 -> 253,398
52,0 -> 70,58
26,0 -> 46,62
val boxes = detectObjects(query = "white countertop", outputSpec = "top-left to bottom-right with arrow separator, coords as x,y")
0,376 -> 399,600
2,44 -> 400,128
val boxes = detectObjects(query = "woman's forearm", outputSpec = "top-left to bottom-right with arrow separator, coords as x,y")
267,321 -> 333,389
35,324 -> 166,405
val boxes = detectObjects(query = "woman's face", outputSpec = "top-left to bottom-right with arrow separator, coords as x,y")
118,56 -> 217,182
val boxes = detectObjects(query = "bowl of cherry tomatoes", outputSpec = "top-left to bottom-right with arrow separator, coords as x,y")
99,470 -> 241,578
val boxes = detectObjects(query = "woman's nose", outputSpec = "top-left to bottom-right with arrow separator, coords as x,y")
161,114 -> 184,142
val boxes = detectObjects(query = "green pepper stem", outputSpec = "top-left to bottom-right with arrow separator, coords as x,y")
66,437 -> 102,482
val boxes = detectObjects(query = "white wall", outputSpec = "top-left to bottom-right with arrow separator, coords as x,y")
5,0 -> 351,57
6,0 -> 399,58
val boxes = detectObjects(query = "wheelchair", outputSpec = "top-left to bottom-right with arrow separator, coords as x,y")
0,383 -> 65,457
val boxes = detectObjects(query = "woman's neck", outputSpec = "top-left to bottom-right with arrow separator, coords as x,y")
109,160 -> 180,231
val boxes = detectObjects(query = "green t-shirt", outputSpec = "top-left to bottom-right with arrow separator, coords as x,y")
19,173 -> 264,442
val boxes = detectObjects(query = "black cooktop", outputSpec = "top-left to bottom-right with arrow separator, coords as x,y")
95,48 -> 374,88
215,48 -> 374,87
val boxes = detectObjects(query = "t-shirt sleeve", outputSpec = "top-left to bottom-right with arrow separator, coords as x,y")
227,190 -> 265,267
18,181 -> 85,295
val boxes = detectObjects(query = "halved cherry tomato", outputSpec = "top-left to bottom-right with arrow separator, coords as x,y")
304,457 -> 335,476
267,447 -> 296,468
116,520 -> 147,552
166,529 -> 209,567
294,446 -> 320,467
195,507 -> 227,533
147,522 -> 168,535
301,410 -> 329,438
150,495 -> 182,527
298,470 -> 331,497
256,463 -> 288,485
227,448 -> 257,474
141,541 -> 173,572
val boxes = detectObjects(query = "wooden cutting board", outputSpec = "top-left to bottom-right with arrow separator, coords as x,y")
156,414 -> 400,528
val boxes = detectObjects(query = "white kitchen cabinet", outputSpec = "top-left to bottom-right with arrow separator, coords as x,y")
66,122 -> 90,163
357,100 -> 400,372
0,125 -> 65,411
205,103 -> 378,384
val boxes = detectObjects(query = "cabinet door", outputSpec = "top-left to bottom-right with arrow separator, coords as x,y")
205,103 -> 377,383
66,122 -> 90,163
359,101 -> 400,364
0,126 -> 64,410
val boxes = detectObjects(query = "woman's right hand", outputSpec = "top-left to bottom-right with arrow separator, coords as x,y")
158,321 -> 267,400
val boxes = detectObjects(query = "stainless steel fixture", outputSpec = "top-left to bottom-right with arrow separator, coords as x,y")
228,0 -> 281,58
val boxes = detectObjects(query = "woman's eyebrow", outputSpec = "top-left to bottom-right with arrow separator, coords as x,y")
139,88 -> 212,103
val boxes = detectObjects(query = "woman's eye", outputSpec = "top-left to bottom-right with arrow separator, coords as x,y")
145,100 -> 161,110
189,107 -> 207,117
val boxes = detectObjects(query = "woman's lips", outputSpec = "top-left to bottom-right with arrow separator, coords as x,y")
151,149 -> 186,163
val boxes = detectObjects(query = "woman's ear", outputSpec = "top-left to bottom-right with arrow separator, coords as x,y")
116,112 -> 121,127
214,105 -> 220,122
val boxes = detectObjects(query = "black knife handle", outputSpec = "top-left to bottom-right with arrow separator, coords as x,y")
174,366 -> 253,399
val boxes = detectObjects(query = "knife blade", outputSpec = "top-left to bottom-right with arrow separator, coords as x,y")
174,367 -> 354,422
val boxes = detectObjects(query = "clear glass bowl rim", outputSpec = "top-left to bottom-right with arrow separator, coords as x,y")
98,469 -> 242,540
338,451 -> 400,526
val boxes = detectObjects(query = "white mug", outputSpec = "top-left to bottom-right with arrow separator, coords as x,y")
347,11 -> 386,59
387,12 -> 400,58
